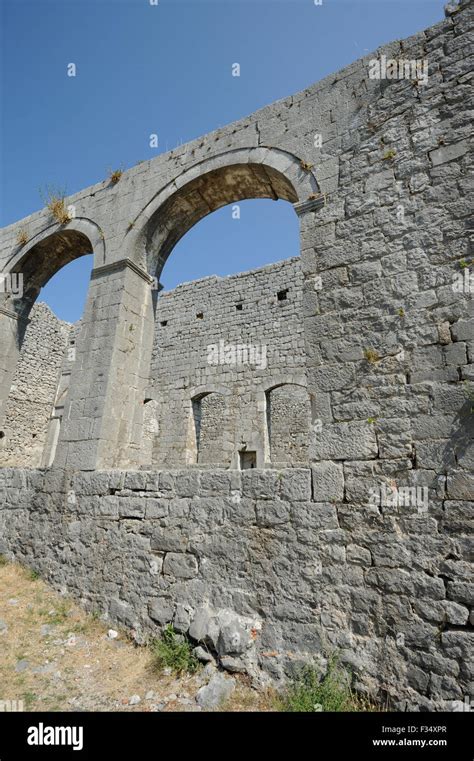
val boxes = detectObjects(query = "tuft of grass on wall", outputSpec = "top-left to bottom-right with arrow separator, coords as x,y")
277,658 -> 377,713
364,348 -> 380,365
16,229 -> 28,246
151,625 -> 200,676
108,168 -> 123,185
43,188 -> 71,224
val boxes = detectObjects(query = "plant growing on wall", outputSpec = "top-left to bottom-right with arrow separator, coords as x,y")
364,348 -> 380,365
40,186 -> 71,224
16,229 -> 28,246
382,148 -> 396,161
108,168 -> 123,185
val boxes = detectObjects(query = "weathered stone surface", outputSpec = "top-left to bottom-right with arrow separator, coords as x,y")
311,423 -> 378,461
311,462 -> 344,501
163,553 -> 198,579
148,598 -> 174,625
196,673 -> 235,708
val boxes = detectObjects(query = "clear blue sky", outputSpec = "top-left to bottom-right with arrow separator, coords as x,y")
1,0 -> 445,322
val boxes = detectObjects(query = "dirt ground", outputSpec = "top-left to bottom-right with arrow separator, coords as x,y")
0,560 -> 272,712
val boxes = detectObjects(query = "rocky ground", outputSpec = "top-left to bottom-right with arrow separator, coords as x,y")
0,560 -> 272,712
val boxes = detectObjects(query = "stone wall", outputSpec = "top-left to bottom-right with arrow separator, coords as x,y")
149,257 -> 307,468
0,465 -> 471,710
0,1 -> 472,712
0,303 -> 70,467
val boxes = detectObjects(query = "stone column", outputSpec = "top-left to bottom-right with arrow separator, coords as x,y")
0,306 -> 27,432
54,259 -> 156,470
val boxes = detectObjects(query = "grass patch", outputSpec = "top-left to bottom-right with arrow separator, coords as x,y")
364,347 -> 380,365
41,186 -> 71,224
22,691 -> 37,709
108,168 -> 123,185
277,659 -> 377,713
16,229 -> 28,246
0,555 -> 7,567
151,625 -> 200,676
46,602 -> 70,625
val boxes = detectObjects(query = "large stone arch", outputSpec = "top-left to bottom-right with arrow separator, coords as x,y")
126,147 -> 319,278
121,149 -> 318,470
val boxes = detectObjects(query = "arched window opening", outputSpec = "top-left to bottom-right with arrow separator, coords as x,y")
192,392 -> 231,466
158,199 -> 299,291
266,384 -> 311,466
136,155 -> 316,470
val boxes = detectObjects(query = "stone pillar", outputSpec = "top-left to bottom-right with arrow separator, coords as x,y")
296,195 -> 337,461
55,259 -> 156,470
0,306 -> 26,432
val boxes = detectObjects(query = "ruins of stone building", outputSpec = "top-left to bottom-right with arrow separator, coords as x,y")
0,1 -> 472,710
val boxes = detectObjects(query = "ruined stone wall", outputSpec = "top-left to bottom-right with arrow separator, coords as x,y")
0,465 -> 471,710
0,1 -> 472,711
149,258 -> 307,468
0,303 -> 70,467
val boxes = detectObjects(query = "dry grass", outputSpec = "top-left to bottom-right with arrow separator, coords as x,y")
364,348 -> 380,365
46,196 -> 70,224
16,229 -> 29,246
108,168 -> 123,185
0,561 -> 269,712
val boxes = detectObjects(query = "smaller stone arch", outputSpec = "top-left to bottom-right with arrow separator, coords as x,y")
1,218 -> 104,323
0,218 -> 104,465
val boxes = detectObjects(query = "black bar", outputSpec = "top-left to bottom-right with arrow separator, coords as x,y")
0,711 -> 471,759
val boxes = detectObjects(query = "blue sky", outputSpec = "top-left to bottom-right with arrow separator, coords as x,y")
1,0 -> 445,321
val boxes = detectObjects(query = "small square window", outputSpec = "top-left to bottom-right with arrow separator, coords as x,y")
239,450 -> 257,469
236,303 -> 243,311
277,289 -> 288,301
160,320 -> 168,327
196,312 -> 204,319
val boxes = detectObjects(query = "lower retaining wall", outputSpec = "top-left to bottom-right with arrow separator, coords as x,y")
0,466 -> 472,710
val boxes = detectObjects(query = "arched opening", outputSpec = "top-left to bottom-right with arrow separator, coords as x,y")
265,383 -> 311,466
158,198 -> 299,290
191,391 -> 232,467
140,158 -> 311,283
136,154 -> 315,469
0,226 -> 97,468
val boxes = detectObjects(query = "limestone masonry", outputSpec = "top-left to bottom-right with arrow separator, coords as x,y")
0,1 -> 472,710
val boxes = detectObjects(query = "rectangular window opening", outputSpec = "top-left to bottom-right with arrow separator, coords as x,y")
239,450 -> 257,469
